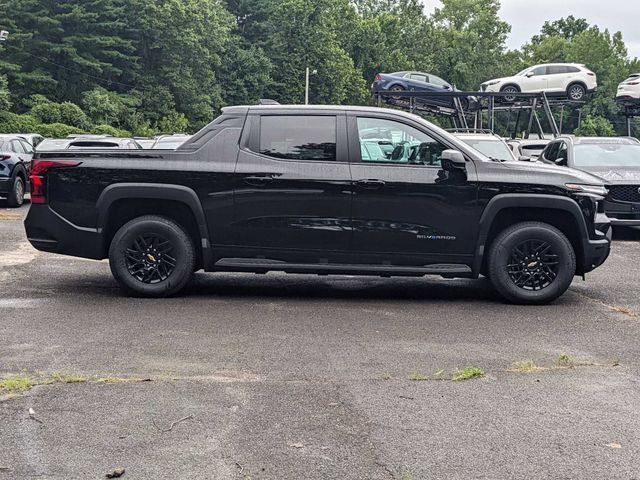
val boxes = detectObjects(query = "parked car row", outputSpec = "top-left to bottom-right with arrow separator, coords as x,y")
457,130 -> 640,228
0,133 -> 192,207
372,63 -> 613,106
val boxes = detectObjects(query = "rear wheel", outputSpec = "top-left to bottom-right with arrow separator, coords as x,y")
488,222 -> 576,305
109,215 -> 196,297
567,83 -> 586,101
500,85 -> 520,103
6,176 -> 25,208
390,85 -> 406,101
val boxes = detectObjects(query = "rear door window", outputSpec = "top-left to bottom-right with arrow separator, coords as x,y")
548,65 -> 569,75
259,115 -> 337,162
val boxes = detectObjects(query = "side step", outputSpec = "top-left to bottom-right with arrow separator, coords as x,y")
214,258 -> 473,278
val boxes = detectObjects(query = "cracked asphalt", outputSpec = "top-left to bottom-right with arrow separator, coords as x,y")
1,202 -> 640,479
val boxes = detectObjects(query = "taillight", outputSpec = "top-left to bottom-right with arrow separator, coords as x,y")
374,74 -> 382,82
628,82 -> 640,85
587,72 -> 595,76
30,160 -> 82,204
0,155 -> 10,161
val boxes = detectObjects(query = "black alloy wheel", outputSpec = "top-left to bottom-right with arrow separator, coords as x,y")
125,233 -> 177,284
109,215 -> 196,297
506,239 -> 559,291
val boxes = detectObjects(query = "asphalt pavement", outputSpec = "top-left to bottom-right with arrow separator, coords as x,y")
1,202 -> 639,479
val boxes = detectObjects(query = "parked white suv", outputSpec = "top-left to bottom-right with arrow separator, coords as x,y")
615,73 -> 640,104
481,64 -> 597,102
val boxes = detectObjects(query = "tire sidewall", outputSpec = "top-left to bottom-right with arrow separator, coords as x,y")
489,224 -> 576,305
7,176 -> 24,207
109,217 -> 195,297
568,84 -> 585,101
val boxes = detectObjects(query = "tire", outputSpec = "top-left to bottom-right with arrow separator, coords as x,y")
390,85 -> 406,101
567,83 -> 586,101
500,85 -> 520,103
109,215 -> 196,298
487,222 -> 576,305
6,176 -> 25,208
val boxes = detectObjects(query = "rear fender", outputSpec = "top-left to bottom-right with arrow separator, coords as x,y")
96,183 -> 213,266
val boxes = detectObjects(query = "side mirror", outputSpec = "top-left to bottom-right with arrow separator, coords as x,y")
518,155 -> 532,162
525,72 -> 534,78
441,149 -> 466,170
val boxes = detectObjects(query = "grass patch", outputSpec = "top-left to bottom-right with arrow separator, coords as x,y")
51,373 -> 87,384
407,371 -> 428,381
0,376 -> 34,392
452,367 -> 485,382
555,353 -> 573,368
512,360 -> 540,372
95,376 -> 136,384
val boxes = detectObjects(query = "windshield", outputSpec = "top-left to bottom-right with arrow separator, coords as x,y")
574,143 -> 640,167
459,138 -> 515,161
514,68 -> 530,76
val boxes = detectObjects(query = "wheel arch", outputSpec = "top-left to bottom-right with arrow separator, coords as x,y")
96,183 -> 212,269
474,194 -> 590,276
500,83 -> 521,92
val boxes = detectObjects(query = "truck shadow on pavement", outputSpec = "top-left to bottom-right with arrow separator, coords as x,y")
182,274 -> 518,304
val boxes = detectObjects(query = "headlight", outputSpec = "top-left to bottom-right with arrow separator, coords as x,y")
565,184 -> 608,196
485,80 -> 500,86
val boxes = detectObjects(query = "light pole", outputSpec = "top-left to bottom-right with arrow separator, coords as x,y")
305,67 -> 317,105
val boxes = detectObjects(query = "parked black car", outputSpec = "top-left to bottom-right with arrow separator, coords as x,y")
26,105 -> 611,304
539,136 -> 640,227
0,134 -> 35,207
372,71 -> 478,111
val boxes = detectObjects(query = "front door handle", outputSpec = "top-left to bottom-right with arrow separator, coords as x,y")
244,175 -> 275,187
355,179 -> 386,190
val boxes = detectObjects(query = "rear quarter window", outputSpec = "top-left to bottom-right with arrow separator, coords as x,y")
259,115 -> 337,162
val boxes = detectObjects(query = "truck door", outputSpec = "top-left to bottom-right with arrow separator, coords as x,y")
229,111 -> 353,263
347,113 -> 480,266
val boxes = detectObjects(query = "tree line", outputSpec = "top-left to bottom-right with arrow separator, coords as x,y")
0,0 -> 638,137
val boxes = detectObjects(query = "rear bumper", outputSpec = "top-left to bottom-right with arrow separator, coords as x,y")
0,177 -> 11,196
24,204 -> 104,260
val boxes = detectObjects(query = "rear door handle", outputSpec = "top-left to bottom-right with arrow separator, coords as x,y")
355,179 -> 386,190
244,175 -> 275,187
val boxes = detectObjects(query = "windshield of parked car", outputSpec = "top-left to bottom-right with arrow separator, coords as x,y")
574,143 -> 640,167
37,139 -> 70,150
515,68 -> 531,76
458,138 -> 514,161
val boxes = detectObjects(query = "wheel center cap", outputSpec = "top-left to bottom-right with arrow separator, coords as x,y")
147,254 -> 157,263
527,261 -> 538,269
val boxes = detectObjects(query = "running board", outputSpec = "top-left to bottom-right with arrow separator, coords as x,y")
213,258 -> 473,277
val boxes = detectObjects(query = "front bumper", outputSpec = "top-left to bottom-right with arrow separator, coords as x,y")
582,225 -> 611,273
24,204 -> 105,260
604,199 -> 640,226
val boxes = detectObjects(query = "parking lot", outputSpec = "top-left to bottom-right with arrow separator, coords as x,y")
1,203 -> 640,479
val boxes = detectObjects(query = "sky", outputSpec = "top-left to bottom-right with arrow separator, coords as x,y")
421,0 -> 640,59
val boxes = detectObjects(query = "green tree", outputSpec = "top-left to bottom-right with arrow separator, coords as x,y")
429,0 -> 513,89
0,75 -> 11,112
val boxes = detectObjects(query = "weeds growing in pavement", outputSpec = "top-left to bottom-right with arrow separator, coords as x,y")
452,367 -> 485,381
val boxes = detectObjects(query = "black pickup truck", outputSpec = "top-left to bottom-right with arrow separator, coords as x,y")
25,105 -> 612,304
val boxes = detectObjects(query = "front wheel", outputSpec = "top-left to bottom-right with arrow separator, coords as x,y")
488,222 -> 576,305
109,215 -> 196,297
500,85 -> 520,103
